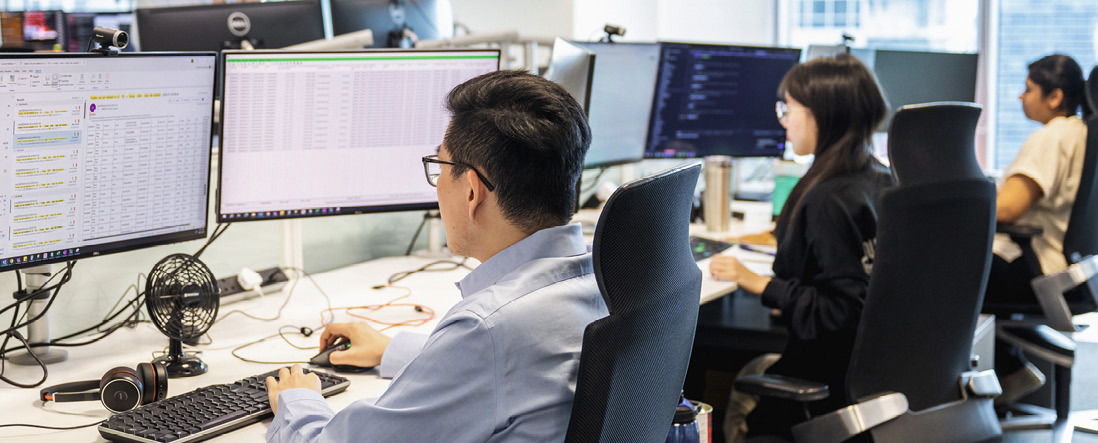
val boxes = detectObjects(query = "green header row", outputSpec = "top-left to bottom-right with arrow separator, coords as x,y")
227,55 -> 499,63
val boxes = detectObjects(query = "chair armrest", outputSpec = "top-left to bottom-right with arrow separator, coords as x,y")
789,392 -> 908,443
961,370 -> 1002,398
733,374 -> 829,402
1030,254 -> 1098,331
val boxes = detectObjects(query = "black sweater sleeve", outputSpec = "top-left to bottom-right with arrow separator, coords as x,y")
760,186 -> 874,342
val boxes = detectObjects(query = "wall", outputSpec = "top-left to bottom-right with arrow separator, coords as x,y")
451,0 -> 573,38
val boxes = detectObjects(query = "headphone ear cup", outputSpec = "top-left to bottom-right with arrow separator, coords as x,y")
99,366 -> 143,413
137,362 -> 168,404
137,363 -> 155,404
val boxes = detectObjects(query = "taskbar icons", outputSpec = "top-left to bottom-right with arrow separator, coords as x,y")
223,207 -> 341,220
1,248 -> 81,267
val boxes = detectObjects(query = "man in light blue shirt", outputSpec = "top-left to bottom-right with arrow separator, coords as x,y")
265,70 -> 606,442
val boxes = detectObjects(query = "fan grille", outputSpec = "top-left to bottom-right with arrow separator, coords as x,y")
145,254 -> 219,341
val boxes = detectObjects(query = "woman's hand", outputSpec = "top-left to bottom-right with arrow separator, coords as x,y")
709,255 -> 771,295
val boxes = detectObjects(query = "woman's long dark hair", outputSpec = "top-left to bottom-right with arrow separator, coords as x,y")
777,54 -> 888,226
1028,54 -> 1091,119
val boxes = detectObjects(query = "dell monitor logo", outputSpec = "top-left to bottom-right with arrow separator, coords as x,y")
227,12 -> 251,37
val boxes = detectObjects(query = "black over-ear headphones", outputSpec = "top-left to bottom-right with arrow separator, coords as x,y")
40,362 -> 168,413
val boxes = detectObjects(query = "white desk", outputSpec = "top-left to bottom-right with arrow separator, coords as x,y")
0,255 -> 469,442
573,206 -> 777,305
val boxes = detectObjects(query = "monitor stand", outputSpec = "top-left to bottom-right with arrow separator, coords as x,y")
8,264 -> 68,365
413,210 -> 451,258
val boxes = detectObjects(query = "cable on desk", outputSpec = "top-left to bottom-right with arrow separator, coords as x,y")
0,274 -> 147,357
229,326 -> 316,365
0,420 -> 104,430
0,260 -> 75,336
321,285 -> 436,332
0,263 -> 148,388
386,257 -> 472,286
0,309 -> 48,388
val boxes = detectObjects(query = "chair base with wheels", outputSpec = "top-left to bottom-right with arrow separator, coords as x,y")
994,255 -> 1098,442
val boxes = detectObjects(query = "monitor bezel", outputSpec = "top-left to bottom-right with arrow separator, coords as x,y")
0,51 -> 218,274
643,41 -> 803,159
215,48 -> 501,224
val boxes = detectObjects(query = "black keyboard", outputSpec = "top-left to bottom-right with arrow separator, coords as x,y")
98,368 -> 350,443
689,236 -> 733,261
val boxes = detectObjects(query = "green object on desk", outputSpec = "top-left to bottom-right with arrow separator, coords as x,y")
772,175 -> 799,217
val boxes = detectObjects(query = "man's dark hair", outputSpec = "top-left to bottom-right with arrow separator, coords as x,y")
443,69 -> 591,233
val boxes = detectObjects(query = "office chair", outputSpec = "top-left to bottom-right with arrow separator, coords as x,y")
987,65 -> 1098,440
734,103 -> 1003,443
563,162 -> 703,443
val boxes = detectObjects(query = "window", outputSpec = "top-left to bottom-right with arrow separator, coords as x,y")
797,0 -> 864,31
786,0 -> 977,52
991,0 -> 1098,170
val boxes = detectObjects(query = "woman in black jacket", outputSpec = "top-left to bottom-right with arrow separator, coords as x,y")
710,53 -> 894,439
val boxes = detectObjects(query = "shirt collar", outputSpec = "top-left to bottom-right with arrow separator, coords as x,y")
456,223 -> 587,298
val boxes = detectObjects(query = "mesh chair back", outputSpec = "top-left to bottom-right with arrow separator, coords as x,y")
564,162 -> 702,443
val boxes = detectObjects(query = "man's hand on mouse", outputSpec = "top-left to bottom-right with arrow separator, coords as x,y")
320,322 -> 391,368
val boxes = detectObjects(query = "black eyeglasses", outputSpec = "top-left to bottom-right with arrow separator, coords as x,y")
422,155 -> 496,192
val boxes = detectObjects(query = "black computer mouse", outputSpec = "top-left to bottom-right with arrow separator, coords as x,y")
310,338 -> 375,372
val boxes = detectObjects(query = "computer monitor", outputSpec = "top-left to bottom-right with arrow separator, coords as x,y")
330,0 -> 454,48
134,1 -> 325,51
572,41 -> 661,168
21,11 -> 65,52
645,42 -> 801,159
872,49 -> 978,132
543,38 -> 595,115
216,49 -> 500,223
0,52 -> 217,273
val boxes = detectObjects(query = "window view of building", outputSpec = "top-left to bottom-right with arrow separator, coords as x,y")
993,0 -> 1098,169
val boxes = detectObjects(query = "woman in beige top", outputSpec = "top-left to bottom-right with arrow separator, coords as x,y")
986,53 -> 1090,406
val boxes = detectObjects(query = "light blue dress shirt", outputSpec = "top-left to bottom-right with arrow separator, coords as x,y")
267,224 -> 607,443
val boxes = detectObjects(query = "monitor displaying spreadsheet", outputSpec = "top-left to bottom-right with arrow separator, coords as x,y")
216,49 -> 500,222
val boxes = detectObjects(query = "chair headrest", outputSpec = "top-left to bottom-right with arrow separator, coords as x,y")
887,102 -> 983,186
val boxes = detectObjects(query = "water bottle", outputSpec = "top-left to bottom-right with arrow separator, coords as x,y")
666,397 -> 700,443
703,155 -> 733,233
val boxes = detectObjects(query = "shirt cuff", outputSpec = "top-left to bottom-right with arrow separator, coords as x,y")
267,389 -> 333,442
760,278 -> 791,310
379,331 -> 430,379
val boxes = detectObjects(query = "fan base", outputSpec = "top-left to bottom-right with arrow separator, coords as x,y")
154,354 -> 208,378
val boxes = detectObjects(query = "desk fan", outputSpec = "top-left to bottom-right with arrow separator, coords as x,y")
145,253 -> 220,377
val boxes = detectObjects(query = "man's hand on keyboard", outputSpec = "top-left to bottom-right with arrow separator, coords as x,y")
266,364 -> 322,414
320,322 -> 390,368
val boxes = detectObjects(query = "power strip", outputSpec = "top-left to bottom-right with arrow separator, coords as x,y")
217,267 -> 290,302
